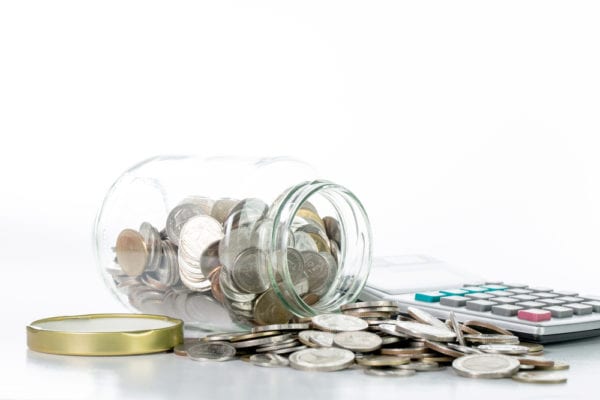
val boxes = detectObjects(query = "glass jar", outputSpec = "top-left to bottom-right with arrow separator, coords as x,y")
94,156 -> 372,332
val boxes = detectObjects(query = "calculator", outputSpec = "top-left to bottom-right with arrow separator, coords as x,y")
359,255 -> 600,343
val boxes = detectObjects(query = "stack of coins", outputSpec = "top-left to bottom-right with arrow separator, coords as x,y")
175,304 -> 569,384
110,196 -> 341,327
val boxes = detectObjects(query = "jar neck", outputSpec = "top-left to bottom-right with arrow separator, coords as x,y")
265,180 -> 372,317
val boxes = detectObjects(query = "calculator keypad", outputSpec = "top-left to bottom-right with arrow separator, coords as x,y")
413,283 -> 600,324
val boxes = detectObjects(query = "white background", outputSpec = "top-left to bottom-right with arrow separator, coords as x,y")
1,1 -> 600,399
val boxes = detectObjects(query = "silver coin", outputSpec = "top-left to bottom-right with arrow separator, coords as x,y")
219,268 -> 256,303
300,251 -> 332,295
252,323 -> 311,333
464,334 -> 520,345
210,198 -> 239,224
311,314 -> 369,332
341,301 -> 398,311
249,353 -> 290,368
395,361 -> 444,372
449,311 -> 465,346
166,203 -> 207,245
289,347 -> 355,372
447,343 -> 484,354
231,333 -> 292,349
377,323 -> 409,338
333,331 -> 383,352
394,321 -> 457,342
199,240 -> 221,278
298,330 -> 335,347
453,354 -> 520,379
364,368 -> 416,377
187,342 -> 236,361
512,371 -> 567,384
219,225 -> 253,269
199,332 -> 243,342
231,247 -> 269,294
293,231 -> 319,252
179,196 -> 214,214
224,198 -> 268,230
322,216 -> 341,245
408,306 -> 451,332
271,344 -> 308,355
139,222 -> 162,272
255,338 -> 300,352
478,344 -> 530,355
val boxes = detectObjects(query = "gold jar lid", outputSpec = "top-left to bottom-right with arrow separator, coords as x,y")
27,313 -> 183,356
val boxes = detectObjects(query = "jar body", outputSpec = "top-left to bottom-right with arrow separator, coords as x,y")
94,156 -> 372,332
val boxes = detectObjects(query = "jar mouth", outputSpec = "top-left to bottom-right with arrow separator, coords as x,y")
267,180 -> 372,317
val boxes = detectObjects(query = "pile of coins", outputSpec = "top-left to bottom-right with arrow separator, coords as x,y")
175,303 -> 569,384
110,196 -> 341,327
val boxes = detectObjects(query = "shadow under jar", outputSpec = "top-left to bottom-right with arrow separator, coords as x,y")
94,156 -> 372,332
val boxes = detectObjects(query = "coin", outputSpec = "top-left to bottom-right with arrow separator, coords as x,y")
116,229 -> 148,276
407,307 -> 451,332
253,289 -> 293,325
449,312 -> 465,346
356,355 -> 411,367
364,368 -> 416,377
252,323 -> 311,333
250,353 -> 290,368
517,356 -> 555,367
199,240 -> 221,278
463,320 -> 514,336
463,334 -> 519,345
231,247 -> 269,294
173,339 -> 199,356
187,342 -> 236,361
393,321 -> 457,342
139,222 -> 162,272
211,198 -> 239,224
519,342 -> 544,353
341,301 -> 398,311
231,333 -> 293,349
311,314 -> 369,332
478,344 -> 529,355
333,331 -> 383,352
395,361 -> 444,372
446,343 -> 484,355
199,332 -> 242,342
536,361 -> 569,371
166,203 -> 207,245
423,340 -> 465,358
452,354 -> 520,379
301,251 -> 333,295
512,371 -> 567,384
289,348 -> 355,372
298,330 -> 335,348
377,324 -> 409,338
230,331 -> 282,342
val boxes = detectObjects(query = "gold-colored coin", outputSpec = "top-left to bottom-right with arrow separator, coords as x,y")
253,289 -> 293,325
115,229 -> 148,276
536,361 -> 569,371
356,355 -> 411,367
517,356 -> 555,367
463,320 -> 513,336
519,342 -> 544,353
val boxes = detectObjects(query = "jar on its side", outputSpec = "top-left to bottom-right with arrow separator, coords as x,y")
94,156 -> 372,332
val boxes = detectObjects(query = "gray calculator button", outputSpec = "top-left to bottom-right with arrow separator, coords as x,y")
529,287 -> 553,292
554,290 -> 579,297
465,293 -> 496,300
466,300 -> 496,312
534,292 -> 560,299
557,296 -> 585,303
517,301 -> 547,309
539,298 -> 566,306
504,283 -> 528,289
492,297 -> 519,304
492,304 -> 523,316
583,301 -> 600,312
512,294 -> 539,301
544,306 -> 574,318
440,296 -> 468,307
507,288 -> 533,295
482,284 -> 508,291
564,303 -> 593,315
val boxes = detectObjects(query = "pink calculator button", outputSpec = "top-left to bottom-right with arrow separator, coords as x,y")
518,309 -> 552,322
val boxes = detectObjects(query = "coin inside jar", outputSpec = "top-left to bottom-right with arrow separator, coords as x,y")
116,229 -> 149,276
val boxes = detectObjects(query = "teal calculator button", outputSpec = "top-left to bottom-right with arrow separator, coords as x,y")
462,286 -> 490,293
414,291 -> 447,302
440,289 -> 469,296
482,284 -> 508,291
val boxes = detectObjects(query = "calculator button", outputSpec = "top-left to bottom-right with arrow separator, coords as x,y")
554,290 -> 579,297
440,289 -> 469,296
440,296 -> 468,307
583,301 -> 600,312
482,284 -> 508,291
534,292 -> 560,299
462,286 -> 490,294
512,294 -> 539,301
484,281 -> 504,285
518,309 -> 552,322
492,304 -> 523,317
466,300 -> 496,312
504,283 -> 529,289
463,282 -> 486,287
506,288 -> 533,295
564,303 -> 593,315
517,301 -> 547,309
465,293 -> 496,300
544,306 -> 574,318
556,296 -> 585,303
492,297 -> 519,304
414,292 -> 447,302
529,287 -> 553,292
539,298 -> 566,306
